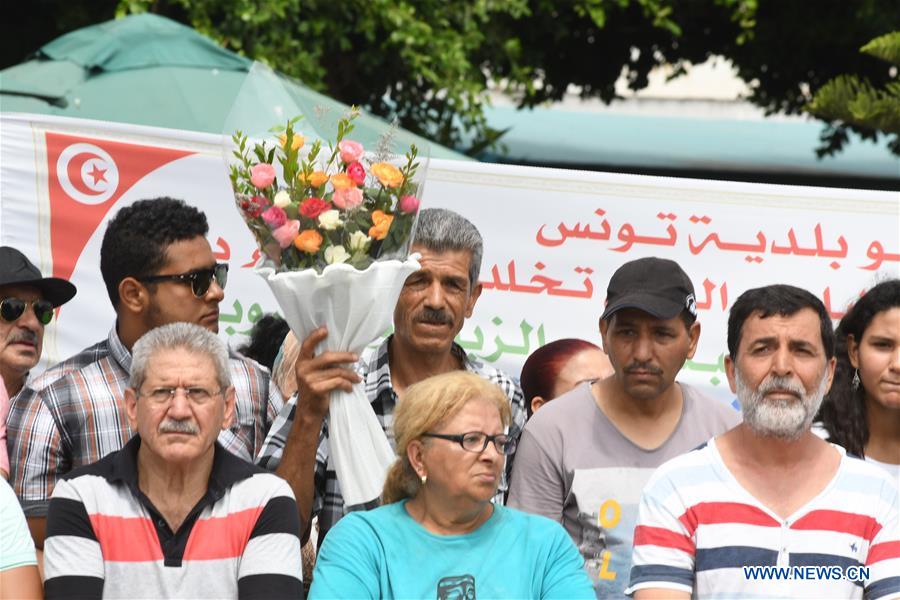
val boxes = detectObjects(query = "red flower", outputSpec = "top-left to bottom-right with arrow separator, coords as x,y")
241,195 -> 269,218
300,197 -> 331,219
346,161 -> 366,186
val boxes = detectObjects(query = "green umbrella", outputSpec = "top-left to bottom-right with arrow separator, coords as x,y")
0,13 -> 467,160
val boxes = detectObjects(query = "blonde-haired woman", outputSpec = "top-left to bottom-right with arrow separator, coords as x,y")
310,371 -> 593,599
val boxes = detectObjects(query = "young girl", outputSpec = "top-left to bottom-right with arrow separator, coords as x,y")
817,279 -> 900,478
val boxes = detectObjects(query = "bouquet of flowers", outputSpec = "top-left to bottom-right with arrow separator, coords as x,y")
228,109 -> 423,507
229,111 -> 421,272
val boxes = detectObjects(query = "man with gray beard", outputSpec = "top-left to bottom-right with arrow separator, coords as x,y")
627,285 -> 900,600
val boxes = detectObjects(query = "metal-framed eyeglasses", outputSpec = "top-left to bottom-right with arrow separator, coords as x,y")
0,297 -> 55,325
138,386 -> 223,406
138,263 -> 229,298
421,431 -> 517,455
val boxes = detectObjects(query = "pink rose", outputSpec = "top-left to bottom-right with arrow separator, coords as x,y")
399,194 -> 420,213
346,161 -> 366,186
272,220 -> 300,248
262,205 -> 287,229
338,140 -> 364,164
250,163 -> 277,189
332,187 -> 364,210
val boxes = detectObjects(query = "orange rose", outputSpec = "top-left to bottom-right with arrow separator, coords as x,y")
368,210 -> 394,240
330,172 -> 354,191
278,132 -> 304,151
294,229 -> 323,254
299,170 -> 329,188
371,162 -> 403,188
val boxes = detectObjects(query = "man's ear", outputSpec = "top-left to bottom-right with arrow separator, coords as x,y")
221,386 -> 236,430
823,356 -> 837,395
686,321 -> 701,359
119,277 -> 149,315
599,318 -> 610,353
125,387 -> 139,431
724,355 -> 738,393
464,282 -> 483,319
530,396 -> 545,415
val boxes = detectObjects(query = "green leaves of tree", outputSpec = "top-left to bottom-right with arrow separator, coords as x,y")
807,31 -> 900,157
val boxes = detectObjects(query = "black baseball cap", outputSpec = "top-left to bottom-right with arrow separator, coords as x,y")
601,257 -> 697,321
0,246 -> 77,307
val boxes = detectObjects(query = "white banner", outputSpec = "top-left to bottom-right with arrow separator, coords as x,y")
2,113 -> 898,404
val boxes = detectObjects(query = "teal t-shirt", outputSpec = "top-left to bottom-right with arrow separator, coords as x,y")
311,501 -> 594,599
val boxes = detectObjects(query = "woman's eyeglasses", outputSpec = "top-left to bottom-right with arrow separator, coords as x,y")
139,263 -> 229,298
421,431 -> 517,455
0,297 -> 55,325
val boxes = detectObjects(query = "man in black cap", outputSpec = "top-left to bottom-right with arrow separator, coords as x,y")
0,247 -> 76,399
508,256 -> 740,598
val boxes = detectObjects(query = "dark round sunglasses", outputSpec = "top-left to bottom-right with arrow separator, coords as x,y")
0,297 -> 55,325
139,263 -> 229,298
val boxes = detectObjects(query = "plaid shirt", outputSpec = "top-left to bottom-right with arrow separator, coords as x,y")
256,336 -> 526,542
7,327 -> 284,517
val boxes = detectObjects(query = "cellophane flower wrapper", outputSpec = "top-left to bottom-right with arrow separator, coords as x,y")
224,63 -> 430,505
256,257 -> 419,506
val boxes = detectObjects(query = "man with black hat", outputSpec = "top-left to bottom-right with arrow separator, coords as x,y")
0,247 -> 77,399
508,256 -> 740,599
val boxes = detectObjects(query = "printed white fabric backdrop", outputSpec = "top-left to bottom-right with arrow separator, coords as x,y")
1,112 -> 898,404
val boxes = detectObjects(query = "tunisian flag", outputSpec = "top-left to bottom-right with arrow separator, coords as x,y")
45,132 -> 194,282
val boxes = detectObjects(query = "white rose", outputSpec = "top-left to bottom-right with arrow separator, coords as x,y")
349,230 -> 371,252
318,209 -> 343,230
324,245 -> 350,264
273,190 -> 291,208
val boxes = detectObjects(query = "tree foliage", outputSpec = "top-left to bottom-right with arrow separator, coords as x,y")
1,0 -> 119,67
112,0 -> 759,152
712,0 -> 900,157
806,32 -> 900,157
5,1 -> 899,157
116,0 -> 538,152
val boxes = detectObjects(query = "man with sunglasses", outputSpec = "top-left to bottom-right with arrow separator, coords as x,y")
8,198 -> 284,552
0,247 -> 77,400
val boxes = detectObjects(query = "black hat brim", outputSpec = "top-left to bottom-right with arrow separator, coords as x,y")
11,277 -> 78,307
601,294 -> 684,321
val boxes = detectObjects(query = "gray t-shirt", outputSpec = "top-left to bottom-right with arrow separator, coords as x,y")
508,381 -> 741,599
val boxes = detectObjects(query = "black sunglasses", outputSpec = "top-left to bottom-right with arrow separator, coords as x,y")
139,263 -> 229,298
0,297 -> 55,325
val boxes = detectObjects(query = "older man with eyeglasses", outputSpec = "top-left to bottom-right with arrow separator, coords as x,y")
43,323 -> 303,599
7,198 -> 284,553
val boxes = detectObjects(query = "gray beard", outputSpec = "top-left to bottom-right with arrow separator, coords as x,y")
736,370 -> 829,440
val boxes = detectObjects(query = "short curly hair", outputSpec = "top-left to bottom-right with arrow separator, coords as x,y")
100,198 -> 209,309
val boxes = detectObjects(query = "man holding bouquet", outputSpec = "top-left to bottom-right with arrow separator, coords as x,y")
257,208 -> 526,544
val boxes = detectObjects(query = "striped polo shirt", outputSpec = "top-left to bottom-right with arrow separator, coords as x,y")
43,436 -> 303,599
626,438 -> 900,599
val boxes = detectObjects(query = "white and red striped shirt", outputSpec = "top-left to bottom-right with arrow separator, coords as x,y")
626,438 -> 900,599
43,436 -> 303,599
